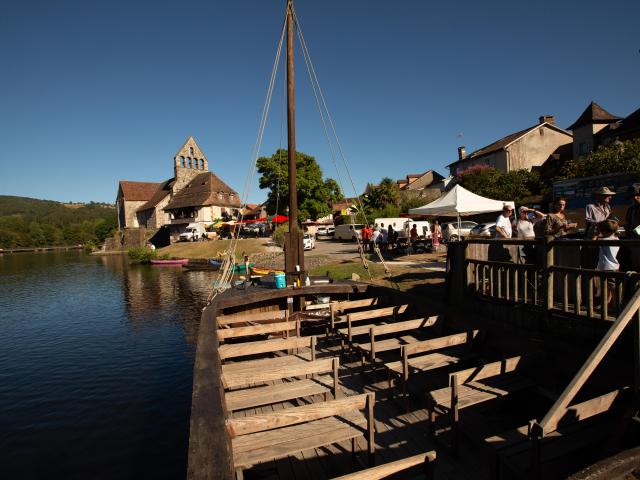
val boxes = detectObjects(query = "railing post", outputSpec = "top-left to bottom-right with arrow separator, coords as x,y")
543,236 -> 554,322
635,310 -> 640,401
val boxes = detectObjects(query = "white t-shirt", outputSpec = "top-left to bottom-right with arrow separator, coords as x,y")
495,214 -> 513,238
371,230 -> 380,243
516,219 -> 535,238
598,235 -> 620,271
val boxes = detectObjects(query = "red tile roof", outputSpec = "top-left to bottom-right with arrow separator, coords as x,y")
164,172 -> 240,210
136,179 -> 173,212
119,181 -> 163,201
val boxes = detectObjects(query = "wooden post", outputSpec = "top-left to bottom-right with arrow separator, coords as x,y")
450,375 -> 459,455
543,236 -> 554,324
635,310 -> 640,401
529,421 -> 543,480
366,392 -> 376,466
284,0 -> 304,282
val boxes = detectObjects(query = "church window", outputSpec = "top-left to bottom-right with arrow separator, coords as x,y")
187,157 -> 192,168
200,159 -> 205,170
180,156 -> 185,167
189,147 -> 194,156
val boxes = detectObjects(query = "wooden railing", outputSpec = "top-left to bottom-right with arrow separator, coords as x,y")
525,288 -> 640,478
456,238 -> 640,322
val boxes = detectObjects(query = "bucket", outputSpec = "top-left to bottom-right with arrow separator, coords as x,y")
274,272 -> 286,289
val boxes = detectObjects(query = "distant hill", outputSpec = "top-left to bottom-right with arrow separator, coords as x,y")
0,196 -> 118,249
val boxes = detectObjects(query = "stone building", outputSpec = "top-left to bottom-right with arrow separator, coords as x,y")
568,101 -> 621,159
447,116 -> 573,176
116,136 -> 240,237
396,170 -> 445,196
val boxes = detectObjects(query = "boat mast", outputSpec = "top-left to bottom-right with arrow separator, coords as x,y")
284,0 -> 304,278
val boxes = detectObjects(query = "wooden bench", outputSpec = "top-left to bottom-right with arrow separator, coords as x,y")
217,309 -> 288,327
217,319 -> 300,342
336,305 -> 409,354
218,336 -> 316,368
331,451 -> 437,479
353,315 -> 442,369
225,357 -> 340,411
227,393 -> 375,478
384,330 -> 480,411
330,298 -> 380,329
484,388 -> 628,479
427,356 -> 535,453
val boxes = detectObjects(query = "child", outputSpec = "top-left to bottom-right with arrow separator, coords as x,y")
597,219 -> 620,305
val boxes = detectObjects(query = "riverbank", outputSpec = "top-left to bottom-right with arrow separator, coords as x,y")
0,245 -> 83,254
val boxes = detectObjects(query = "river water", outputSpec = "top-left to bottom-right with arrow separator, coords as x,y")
0,251 -> 212,479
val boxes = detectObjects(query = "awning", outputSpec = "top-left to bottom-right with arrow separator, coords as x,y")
408,185 -> 515,217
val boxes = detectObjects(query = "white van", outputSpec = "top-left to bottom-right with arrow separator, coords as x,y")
405,220 -> 432,239
334,223 -> 364,241
179,223 -> 207,242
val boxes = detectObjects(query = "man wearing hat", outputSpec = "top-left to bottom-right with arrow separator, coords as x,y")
625,185 -> 640,269
585,187 -> 616,240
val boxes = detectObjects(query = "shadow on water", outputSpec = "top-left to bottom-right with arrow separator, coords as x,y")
0,251 -> 215,480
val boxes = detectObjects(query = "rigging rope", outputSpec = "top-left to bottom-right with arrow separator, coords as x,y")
293,8 -> 391,276
207,10 -> 288,303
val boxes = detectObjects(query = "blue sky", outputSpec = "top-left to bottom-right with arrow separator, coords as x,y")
1,0 -> 639,204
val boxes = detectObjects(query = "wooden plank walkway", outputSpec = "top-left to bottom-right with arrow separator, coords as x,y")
228,340 -> 488,480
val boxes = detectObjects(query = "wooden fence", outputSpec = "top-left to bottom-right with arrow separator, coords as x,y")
449,238 -> 640,322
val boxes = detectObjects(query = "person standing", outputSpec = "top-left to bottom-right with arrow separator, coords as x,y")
371,226 -> 380,251
516,206 -> 544,239
596,219 -> 620,306
361,224 -> 371,252
387,224 -> 395,251
585,187 -> 616,239
432,220 -> 441,250
379,223 -> 388,252
516,206 -> 544,263
410,224 -> 419,244
544,197 -> 577,239
495,205 -> 514,239
625,185 -> 640,270
583,187 -> 616,269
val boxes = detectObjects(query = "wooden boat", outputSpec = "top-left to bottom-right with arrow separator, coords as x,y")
205,259 -> 256,273
187,2 -> 640,478
250,266 -> 284,276
150,258 -> 189,265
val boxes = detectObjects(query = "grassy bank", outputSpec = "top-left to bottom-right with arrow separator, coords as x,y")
310,259 -> 446,300
157,239 -> 276,260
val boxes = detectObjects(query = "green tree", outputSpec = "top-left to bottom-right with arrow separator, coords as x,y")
558,138 -> 640,179
457,166 -> 542,204
257,149 -> 343,221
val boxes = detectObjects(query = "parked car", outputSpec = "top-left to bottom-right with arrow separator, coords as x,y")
441,221 -> 478,242
303,233 -> 315,250
469,222 -> 496,238
326,226 -> 335,236
334,224 -> 363,241
316,226 -> 328,236
179,223 -> 207,242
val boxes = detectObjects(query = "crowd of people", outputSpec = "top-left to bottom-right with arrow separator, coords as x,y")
360,222 -> 402,253
492,184 -> 640,289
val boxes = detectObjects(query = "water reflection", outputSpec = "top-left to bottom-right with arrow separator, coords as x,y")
0,251 -> 214,480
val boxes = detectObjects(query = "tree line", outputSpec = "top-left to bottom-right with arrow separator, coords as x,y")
0,196 -> 118,249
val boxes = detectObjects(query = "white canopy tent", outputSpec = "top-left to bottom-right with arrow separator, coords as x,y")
408,185 -> 515,236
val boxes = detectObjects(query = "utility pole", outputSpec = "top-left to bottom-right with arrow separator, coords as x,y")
284,0 -> 304,282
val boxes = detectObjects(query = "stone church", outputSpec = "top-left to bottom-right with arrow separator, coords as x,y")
116,136 -> 240,236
